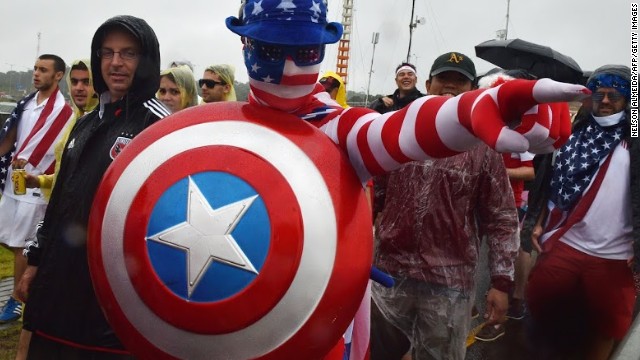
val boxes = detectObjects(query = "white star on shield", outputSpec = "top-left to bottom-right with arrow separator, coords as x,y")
147,176 -> 259,298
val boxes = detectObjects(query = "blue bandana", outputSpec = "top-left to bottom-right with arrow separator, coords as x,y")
587,74 -> 630,101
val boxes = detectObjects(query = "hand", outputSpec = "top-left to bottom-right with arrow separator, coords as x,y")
531,224 -> 543,253
11,158 -> 28,170
24,174 -> 40,188
467,79 -> 590,154
484,288 -> 508,325
15,265 -> 37,302
381,96 -> 394,108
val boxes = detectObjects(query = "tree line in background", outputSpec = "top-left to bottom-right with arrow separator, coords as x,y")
0,70 -> 383,107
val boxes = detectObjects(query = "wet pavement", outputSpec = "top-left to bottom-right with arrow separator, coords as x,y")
465,241 -> 531,360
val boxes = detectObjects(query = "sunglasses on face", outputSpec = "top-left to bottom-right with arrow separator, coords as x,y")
198,79 -> 226,88
592,90 -> 624,103
245,38 -> 325,66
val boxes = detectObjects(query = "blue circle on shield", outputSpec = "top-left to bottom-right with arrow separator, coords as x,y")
146,171 -> 270,302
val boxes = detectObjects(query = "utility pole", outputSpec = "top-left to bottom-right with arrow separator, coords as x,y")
505,0 -> 511,39
406,0 -> 416,63
365,32 -> 379,106
36,32 -> 41,58
406,0 -> 425,63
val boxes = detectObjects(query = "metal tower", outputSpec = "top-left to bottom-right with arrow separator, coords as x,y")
335,0 -> 353,85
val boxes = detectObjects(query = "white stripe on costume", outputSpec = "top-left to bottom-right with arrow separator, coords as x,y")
435,95 -> 479,152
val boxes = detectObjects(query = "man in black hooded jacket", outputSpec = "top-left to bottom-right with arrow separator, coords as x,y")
17,15 -> 169,359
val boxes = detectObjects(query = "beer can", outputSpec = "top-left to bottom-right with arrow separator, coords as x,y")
12,169 -> 26,195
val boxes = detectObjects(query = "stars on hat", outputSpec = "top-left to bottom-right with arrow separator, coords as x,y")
251,62 -> 261,73
310,0 -> 321,22
251,0 -> 264,15
310,1 -> 321,15
278,0 -> 296,13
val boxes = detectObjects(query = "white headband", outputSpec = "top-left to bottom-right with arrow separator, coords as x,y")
396,66 -> 416,76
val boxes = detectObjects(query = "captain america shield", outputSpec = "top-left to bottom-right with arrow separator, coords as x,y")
88,102 -> 372,360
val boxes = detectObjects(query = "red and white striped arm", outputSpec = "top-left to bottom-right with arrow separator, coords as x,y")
465,78 -> 588,153
320,79 -> 589,181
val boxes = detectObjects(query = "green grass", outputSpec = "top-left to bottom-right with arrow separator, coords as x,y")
0,246 -> 13,279
0,245 -> 19,360
0,325 -> 19,360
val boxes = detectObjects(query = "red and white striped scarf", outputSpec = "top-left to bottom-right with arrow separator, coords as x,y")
16,87 -> 73,174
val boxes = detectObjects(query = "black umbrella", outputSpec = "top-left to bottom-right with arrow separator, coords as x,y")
475,38 -> 583,84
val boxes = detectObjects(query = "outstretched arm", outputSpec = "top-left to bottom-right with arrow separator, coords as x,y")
321,79 -> 589,182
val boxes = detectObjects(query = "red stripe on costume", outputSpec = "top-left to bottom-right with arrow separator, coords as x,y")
551,102 -> 571,147
324,338 -> 345,360
357,121 -> 385,176
251,86 -> 308,110
415,96 -> 459,158
281,73 -> 320,86
497,80 -> 537,123
335,109 -> 360,146
379,107 -> 413,164
27,105 -> 72,168
469,94 -> 502,149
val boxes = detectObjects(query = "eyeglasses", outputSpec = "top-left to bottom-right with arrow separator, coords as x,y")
97,48 -> 139,60
198,79 -> 226,88
245,38 -> 325,66
592,90 -> 624,103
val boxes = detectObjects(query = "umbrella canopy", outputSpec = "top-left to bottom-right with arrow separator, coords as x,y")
475,38 -> 583,84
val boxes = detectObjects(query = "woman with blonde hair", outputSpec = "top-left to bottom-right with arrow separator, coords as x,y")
157,65 -> 199,113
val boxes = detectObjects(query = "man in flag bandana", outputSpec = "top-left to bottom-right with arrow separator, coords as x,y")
0,54 -> 72,325
527,65 -> 635,360
226,1 -> 590,358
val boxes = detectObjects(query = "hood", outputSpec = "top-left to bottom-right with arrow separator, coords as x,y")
65,59 -> 99,118
91,15 -> 161,102
159,65 -> 199,110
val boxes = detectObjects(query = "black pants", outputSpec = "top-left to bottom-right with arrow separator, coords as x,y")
27,333 -> 136,360
370,299 -> 411,360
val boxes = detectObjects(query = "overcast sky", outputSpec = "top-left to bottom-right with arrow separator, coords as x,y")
0,0 -> 632,95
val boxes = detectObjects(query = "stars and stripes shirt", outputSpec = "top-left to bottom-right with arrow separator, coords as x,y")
1,89 -> 72,203
0,92 -> 37,192
542,114 -> 632,259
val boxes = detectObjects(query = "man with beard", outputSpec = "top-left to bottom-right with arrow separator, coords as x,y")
0,54 -> 72,326
199,64 -> 237,103
527,65 -> 636,360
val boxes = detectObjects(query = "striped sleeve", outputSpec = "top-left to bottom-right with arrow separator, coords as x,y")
319,79 -> 589,183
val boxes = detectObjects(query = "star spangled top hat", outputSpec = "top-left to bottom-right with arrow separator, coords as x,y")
226,0 -> 343,46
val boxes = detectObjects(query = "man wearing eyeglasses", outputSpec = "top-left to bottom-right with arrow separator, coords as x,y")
526,65 -> 636,360
199,64 -> 236,103
18,15 -> 169,360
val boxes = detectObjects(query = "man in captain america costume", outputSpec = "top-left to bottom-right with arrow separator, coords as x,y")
222,1 -> 588,358
87,1 -> 591,359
